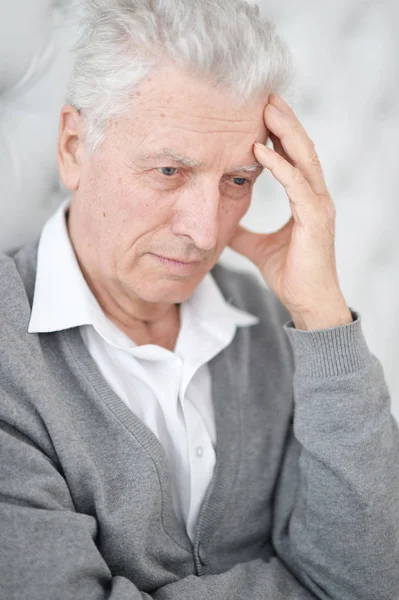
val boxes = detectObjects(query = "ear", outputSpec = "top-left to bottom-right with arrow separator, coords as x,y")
57,105 -> 85,191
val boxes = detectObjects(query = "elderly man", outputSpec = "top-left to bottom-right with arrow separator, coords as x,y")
1,0 -> 398,599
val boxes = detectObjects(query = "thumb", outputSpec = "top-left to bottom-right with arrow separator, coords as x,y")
228,217 -> 295,267
228,224 -> 266,266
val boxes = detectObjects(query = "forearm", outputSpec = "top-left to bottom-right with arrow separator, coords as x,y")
153,557 -> 316,600
276,310 -> 399,600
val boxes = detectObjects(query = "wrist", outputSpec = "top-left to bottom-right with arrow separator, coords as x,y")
291,304 -> 353,331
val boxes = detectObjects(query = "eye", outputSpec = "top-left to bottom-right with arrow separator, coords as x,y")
232,177 -> 250,187
158,167 -> 178,177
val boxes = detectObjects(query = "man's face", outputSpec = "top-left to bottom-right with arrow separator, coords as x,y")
67,63 -> 269,305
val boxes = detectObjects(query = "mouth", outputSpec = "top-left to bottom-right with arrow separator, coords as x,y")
149,253 -> 202,274
160,256 -> 201,264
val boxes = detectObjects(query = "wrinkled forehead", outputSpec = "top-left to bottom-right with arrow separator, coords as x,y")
122,61 -> 269,136
94,62 -> 270,173
109,73 -> 268,166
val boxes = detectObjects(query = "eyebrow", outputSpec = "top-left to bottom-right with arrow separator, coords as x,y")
139,148 -> 264,173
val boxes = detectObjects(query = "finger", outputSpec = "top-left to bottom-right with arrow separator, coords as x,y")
265,99 -> 329,197
229,218 -> 295,270
253,143 -> 325,226
269,132 -> 291,165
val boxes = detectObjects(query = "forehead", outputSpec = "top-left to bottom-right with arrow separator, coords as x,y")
115,63 -> 269,165
138,69 -> 266,129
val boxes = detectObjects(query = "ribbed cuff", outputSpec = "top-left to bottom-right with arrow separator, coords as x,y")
283,309 -> 372,377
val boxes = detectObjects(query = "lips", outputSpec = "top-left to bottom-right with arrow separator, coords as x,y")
155,254 -> 201,264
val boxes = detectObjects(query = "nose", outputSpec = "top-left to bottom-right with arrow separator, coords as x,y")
172,183 -> 220,252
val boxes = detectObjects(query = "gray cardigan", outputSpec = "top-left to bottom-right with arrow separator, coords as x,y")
1,240 -> 398,600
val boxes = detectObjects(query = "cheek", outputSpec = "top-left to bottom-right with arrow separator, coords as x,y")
95,169 -> 169,236
218,194 -> 251,243
221,193 -> 251,223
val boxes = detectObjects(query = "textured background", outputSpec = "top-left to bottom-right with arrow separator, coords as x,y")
0,0 -> 398,421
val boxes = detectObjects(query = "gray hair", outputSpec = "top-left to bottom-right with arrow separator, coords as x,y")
67,0 -> 298,153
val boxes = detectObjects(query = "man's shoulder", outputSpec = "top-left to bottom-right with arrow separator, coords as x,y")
211,260 -> 292,327
0,240 -> 39,332
0,241 -> 58,459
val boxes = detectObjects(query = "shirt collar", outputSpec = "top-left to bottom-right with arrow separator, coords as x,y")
29,198 -> 259,346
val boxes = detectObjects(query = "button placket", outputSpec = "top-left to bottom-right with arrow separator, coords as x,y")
198,542 -> 207,566
195,446 -> 203,457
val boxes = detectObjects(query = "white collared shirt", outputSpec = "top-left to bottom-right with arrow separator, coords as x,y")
29,199 -> 259,543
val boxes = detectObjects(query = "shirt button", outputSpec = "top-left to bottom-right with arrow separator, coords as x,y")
196,446 -> 203,457
198,543 -> 207,566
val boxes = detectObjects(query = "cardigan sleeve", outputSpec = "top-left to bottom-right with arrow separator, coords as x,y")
268,308 -> 399,600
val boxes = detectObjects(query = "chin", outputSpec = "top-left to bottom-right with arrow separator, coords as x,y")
137,274 -> 204,305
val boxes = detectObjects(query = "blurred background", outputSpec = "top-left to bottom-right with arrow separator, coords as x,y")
0,0 -> 398,421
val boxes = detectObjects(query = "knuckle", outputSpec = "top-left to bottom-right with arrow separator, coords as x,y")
318,190 -> 332,202
327,203 -> 336,221
323,197 -> 335,213
292,168 -> 307,186
292,121 -> 303,134
308,151 -> 321,168
326,203 -> 336,218
325,219 -> 336,237
323,202 -> 336,225
308,137 -> 316,150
